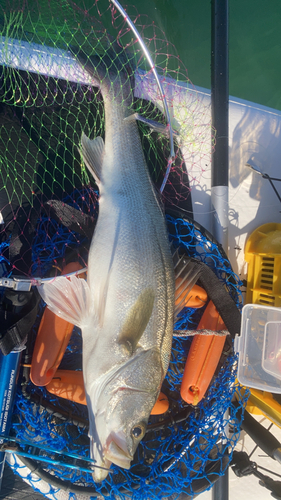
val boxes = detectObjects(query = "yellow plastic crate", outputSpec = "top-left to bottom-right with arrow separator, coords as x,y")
243,222 -> 281,420
245,222 -> 281,306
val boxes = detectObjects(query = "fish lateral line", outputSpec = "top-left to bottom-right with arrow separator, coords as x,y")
112,385 -> 155,395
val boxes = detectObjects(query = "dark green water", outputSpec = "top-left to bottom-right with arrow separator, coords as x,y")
115,0 -> 281,111
6,0 -> 281,110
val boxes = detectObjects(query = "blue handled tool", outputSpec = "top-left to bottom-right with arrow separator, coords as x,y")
0,350 -> 21,491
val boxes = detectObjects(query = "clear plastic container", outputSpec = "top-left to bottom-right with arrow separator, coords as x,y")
234,304 -> 281,392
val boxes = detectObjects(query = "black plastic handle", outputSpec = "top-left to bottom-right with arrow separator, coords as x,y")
242,409 -> 281,459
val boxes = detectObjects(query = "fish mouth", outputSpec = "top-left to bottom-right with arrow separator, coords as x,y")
92,457 -> 112,483
104,431 -> 133,469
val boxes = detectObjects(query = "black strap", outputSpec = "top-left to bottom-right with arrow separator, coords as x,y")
9,202 -> 40,276
197,263 -> 241,338
44,200 -> 96,237
0,289 -> 41,356
184,256 -> 241,338
0,200 -> 40,355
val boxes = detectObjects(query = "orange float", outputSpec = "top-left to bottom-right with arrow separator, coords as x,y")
46,369 -> 86,404
175,280 -> 207,308
180,300 -> 227,405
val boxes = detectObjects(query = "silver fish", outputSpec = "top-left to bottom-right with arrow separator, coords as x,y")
38,51 -> 175,482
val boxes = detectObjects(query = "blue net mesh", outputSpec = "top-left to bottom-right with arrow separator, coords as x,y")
5,207 -> 248,499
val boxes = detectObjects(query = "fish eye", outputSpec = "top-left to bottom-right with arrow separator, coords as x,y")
131,424 -> 145,439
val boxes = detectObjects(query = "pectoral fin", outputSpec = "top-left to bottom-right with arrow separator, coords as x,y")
118,288 -> 155,354
38,275 -> 91,327
80,132 -> 104,185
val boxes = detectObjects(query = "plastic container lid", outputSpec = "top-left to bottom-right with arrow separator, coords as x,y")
234,303 -> 281,393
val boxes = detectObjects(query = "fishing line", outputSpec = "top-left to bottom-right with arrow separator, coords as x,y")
0,267 -> 88,291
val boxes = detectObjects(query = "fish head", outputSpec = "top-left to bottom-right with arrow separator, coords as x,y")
86,348 -> 163,482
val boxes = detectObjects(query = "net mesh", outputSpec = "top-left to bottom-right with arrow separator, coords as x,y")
0,1 -> 246,498
0,0 -> 214,280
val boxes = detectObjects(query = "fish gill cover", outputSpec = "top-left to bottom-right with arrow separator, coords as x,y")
0,1 -> 246,499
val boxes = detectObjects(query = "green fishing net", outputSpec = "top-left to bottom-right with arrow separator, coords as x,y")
0,1 -> 246,499
0,0 -> 213,275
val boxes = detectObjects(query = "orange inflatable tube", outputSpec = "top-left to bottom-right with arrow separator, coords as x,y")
175,280 -> 207,309
46,369 -> 86,405
180,300 -> 227,405
30,262 -> 83,386
46,369 -> 169,415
